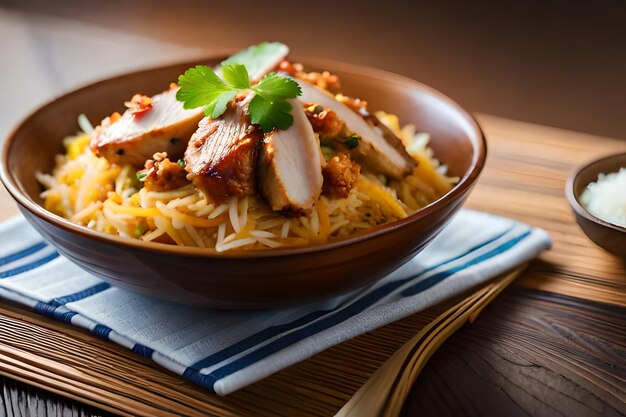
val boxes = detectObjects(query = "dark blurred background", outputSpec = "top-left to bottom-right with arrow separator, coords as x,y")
1,0 -> 626,139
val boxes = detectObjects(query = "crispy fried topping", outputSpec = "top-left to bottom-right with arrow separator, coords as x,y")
124,94 -> 153,118
303,103 -> 347,140
110,112 -> 122,123
322,153 -> 360,198
303,103 -> 362,151
278,60 -> 341,94
336,94 -> 368,114
141,153 -> 189,192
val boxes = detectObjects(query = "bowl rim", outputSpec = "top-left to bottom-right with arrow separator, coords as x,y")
1,54 -> 487,259
565,151 -> 626,233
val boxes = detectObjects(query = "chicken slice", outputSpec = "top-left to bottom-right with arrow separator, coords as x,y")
296,80 -> 415,179
258,100 -> 324,215
90,88 -> 204,166
184,99 -> 262,203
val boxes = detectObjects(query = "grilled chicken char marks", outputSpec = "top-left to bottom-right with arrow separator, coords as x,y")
185,101 -> 262,203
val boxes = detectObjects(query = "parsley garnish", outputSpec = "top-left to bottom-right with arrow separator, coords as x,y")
177,159 -> 186,168
249,73 -> 301,132
176,62 -> 301,133
344,134 -> 361,149
176,65 -> 239,119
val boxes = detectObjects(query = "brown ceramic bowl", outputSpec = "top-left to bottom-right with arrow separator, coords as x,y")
566,152 -> 626,257
1,55 -> 486,308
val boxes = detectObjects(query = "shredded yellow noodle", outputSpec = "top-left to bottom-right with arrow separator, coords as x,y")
37,113 -> 457,252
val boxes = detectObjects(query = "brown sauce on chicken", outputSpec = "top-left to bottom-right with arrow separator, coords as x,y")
184,100 -> 262,203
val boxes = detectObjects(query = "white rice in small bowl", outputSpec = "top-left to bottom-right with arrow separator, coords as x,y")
580,167 -> 626,227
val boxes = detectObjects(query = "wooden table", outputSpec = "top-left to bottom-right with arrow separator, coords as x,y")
0,114 -> 624,416
405,116 -> 626,416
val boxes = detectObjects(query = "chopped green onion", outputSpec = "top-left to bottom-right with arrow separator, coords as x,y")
133,221 -> 147,238
306,104 -> 324,114
77,113 -> 94,134
177,159 -> 186,168
136,172 -> 148,181
344,134 -> 361,149
321,145 -> 335,161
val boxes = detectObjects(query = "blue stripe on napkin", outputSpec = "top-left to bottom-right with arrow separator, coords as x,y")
0,251 -> 59,278
34,302 -> 78,323
132,344 -> 156,358
186,227 -> 533,391
184,225 -> 515,382
0,242 -> 48,266
50,282 -> 111,306
93,324 -> 113,339
0,210 -> 551,395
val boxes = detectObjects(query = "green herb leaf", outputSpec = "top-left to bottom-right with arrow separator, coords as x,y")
176,44 -> 302,132
136,172 -> 148,181
176,65 -> 237,119
221,42 -> 289,80
221,63 -> 251,89
253,72 -> 301,99
249,94 -> 294,133
249,73 -> 301,133
344,134 -> 361,149
177,159 -> 186,168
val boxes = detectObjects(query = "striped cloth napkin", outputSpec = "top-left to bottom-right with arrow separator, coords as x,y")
0,209 -> 550,396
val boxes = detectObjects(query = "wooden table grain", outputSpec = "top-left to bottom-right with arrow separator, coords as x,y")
403,288 -> 626,417
0,8 -> 625,415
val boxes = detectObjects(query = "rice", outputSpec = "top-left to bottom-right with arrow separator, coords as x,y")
37,114 -> 457,252
580,168 -> 626,227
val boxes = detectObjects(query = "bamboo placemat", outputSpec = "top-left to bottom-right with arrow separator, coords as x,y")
0,265 -> 526,417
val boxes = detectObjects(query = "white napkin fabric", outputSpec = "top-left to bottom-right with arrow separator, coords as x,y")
0,209 -> 551,395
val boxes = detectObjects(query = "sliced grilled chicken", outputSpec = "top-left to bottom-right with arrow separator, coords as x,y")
296,80 -> 415,179
185,99 -> 262,203
258,100 -> 324,215
90,88 -> 204,166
